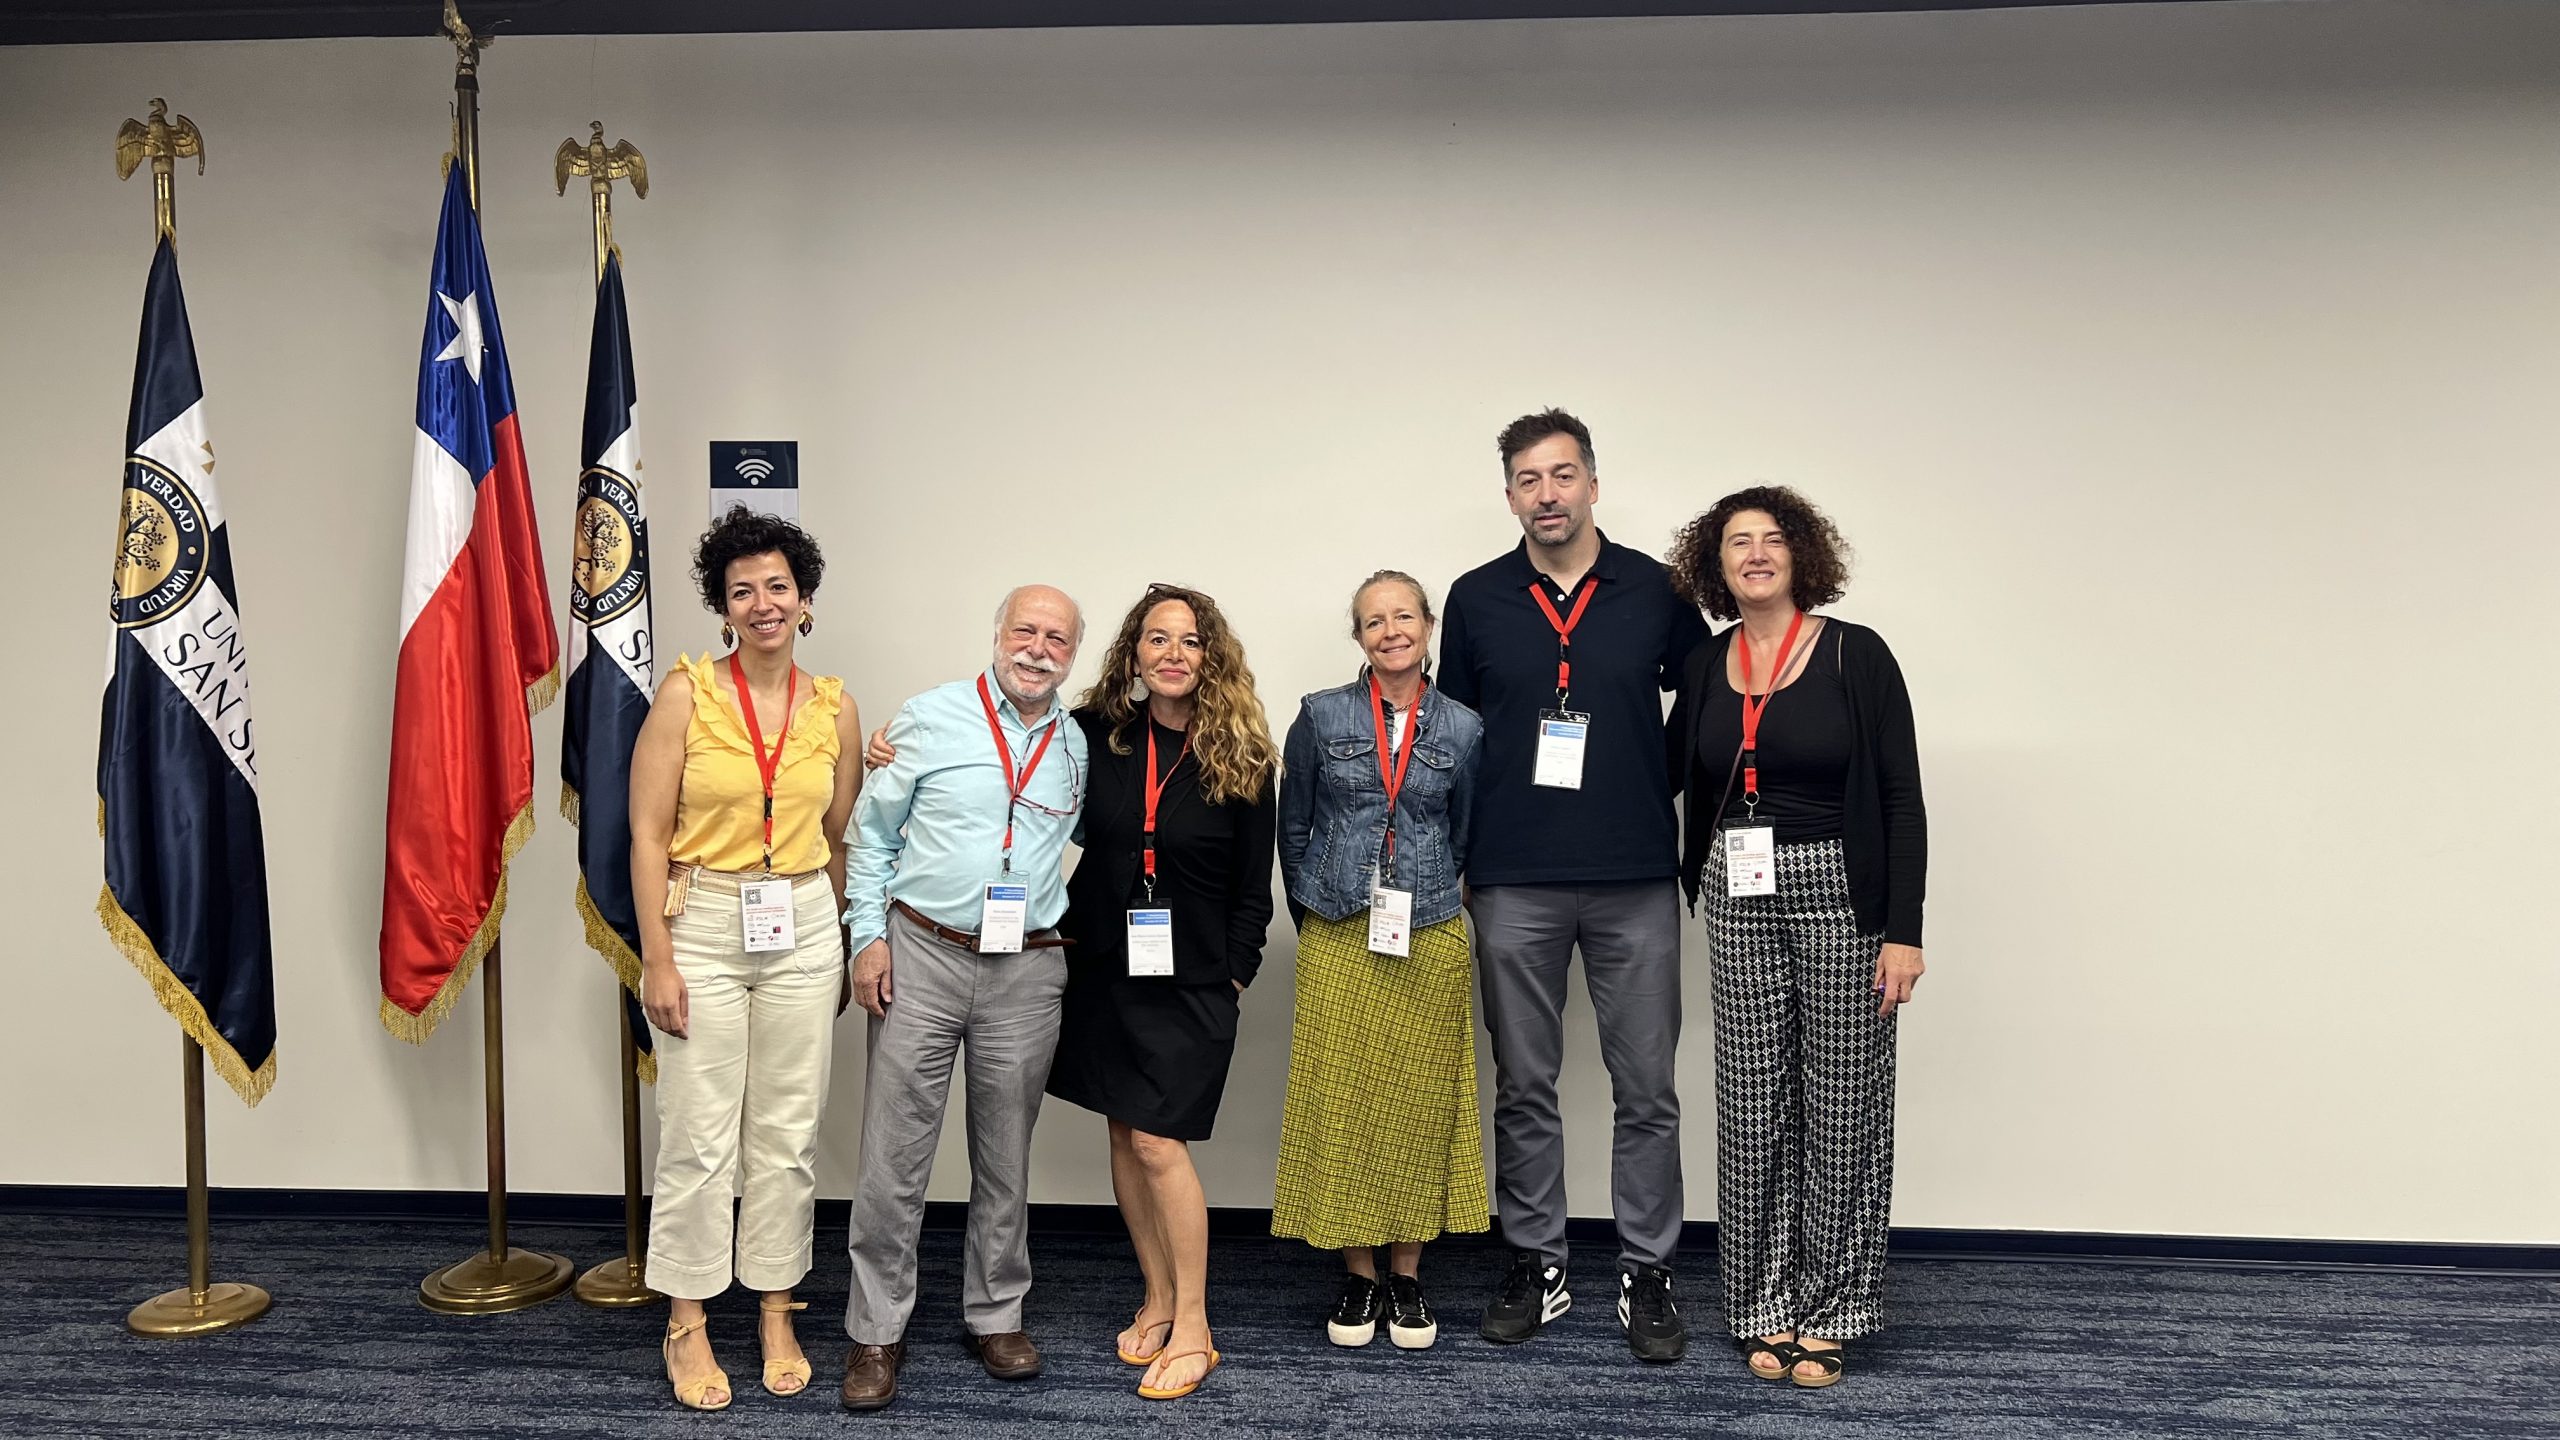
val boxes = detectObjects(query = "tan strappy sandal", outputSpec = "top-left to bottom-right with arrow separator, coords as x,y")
759,1298 -> 813,1396
663,1318 -> 733,1412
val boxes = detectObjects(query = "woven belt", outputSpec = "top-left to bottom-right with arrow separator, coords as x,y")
893,899 -> 1070,951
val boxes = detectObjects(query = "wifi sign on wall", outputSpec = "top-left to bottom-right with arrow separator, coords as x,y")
709,440 -> 799,523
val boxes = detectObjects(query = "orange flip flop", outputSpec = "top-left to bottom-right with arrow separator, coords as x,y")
1118,1317 -> 1173,1366
1137,1348 -> 1221,1400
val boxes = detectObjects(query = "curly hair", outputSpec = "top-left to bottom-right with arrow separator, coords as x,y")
1076,584 -> 1280,806
1665,485 -> 1851,621
691,504 -> 825,613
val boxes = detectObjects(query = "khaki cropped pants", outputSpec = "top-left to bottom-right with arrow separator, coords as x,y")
645,868 -> 843,1301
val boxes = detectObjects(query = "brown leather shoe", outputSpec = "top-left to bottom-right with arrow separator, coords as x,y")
840,1341 -> 904,1411
964,1329 -> 1043,1380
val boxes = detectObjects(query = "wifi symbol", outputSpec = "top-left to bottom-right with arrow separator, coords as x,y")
735,457 -> 776,485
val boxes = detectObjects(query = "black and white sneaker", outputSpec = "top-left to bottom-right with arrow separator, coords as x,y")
1479,1250 -> 1571,1344
1619,1264 -> 1688,1363
1327,1273 -> 1383,1347
1385,1274 -> 1438,1350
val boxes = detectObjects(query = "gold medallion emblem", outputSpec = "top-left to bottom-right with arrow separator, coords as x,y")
111,457 -> 208,629
570,465 -> 648,624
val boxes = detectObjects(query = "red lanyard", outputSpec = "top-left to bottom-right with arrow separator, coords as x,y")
1529,578 -> 1599,705
977,674 -> 1057,870
727,651 -> 797,871
1734,611 -> 1806,803
1141,721 -> 1190,896
1369,673 -> 1424,867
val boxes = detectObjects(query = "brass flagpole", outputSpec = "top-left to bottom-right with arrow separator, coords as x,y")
114,98 -> 271,1339
558,120 -> 660,1310
418,1 -> 573,1315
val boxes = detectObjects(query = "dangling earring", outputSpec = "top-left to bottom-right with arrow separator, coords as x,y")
721,622 -> 737,649
1128,673 -> 1147,704
798,611 -> 814,637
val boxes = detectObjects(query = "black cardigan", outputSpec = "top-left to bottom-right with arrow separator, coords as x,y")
1061,708 -> 1280,988
1667,619 -> 1927,947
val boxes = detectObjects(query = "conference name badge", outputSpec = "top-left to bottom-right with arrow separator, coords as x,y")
979,882 -> 1029,954
1126,907 -> 1175,977
1532,709 -> 1590,790
1724,826 -> 1777,898
1368,884 -> 1414,958
740,878 -> 797,953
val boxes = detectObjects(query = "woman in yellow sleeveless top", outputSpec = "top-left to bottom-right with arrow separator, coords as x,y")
630,508 -> 861,1412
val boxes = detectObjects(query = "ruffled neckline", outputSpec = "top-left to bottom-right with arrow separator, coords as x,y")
679,652 -> 844,763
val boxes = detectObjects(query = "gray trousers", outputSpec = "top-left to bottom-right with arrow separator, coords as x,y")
1469,880 -> 1684,1271
843,909 -> 1067,1344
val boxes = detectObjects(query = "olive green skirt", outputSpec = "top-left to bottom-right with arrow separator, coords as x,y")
1270,910 -> 1489,1249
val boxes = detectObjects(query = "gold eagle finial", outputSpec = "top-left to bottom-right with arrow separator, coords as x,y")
556,121 -> 648,200
442,0 -> 494,71
115,98 -> 205,181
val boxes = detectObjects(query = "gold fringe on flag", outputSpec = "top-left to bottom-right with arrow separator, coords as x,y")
526,662 -> 561,718
377,796 -> 536,1044
97,885 -> 277,1107
565,780 -> 655,1084
574,873 -> 643,996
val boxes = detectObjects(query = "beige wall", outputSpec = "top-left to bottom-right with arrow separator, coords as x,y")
4,0 -> 2554,1243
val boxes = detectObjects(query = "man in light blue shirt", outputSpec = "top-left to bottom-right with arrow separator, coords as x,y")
839,583 -> 1088,1410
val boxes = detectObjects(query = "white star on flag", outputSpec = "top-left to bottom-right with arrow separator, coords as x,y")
435,290 -> 486,384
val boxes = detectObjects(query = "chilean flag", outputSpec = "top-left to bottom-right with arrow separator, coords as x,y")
379,164 -> 559,1042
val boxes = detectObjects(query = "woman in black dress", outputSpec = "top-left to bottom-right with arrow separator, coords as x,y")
1052,583 -> 1278,1400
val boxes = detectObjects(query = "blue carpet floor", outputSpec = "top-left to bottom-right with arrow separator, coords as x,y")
5,1214 -> 2556,1439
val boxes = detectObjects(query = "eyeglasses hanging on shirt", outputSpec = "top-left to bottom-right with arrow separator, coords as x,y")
973,673 -> 1082,953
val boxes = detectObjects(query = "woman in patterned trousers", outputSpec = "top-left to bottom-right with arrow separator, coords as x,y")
1665,488 -> 1929,1389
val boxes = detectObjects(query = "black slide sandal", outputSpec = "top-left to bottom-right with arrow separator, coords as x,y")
1736,1336 -> 1797,1381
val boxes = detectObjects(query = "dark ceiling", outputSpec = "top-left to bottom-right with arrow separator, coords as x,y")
7,1 -> 2250,46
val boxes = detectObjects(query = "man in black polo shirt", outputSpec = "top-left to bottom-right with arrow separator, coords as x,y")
1441,408 -> 1706,1364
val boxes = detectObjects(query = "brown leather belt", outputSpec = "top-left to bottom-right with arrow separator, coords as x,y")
893,899 -> 1070,951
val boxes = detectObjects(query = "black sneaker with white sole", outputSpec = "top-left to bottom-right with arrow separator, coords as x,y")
1384,1274 -> 1438,1350
1327,1273 -> 1383,1347
1619,1264 -> 1688,1363
1479,1249 -> 1570,1344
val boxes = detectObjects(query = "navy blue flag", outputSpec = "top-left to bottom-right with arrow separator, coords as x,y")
98,236 -> 277,1105
560,251 -> 656,1083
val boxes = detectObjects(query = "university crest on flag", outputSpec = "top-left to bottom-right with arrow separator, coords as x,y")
97,235 -> 278,1106
560,249 -> 658,1082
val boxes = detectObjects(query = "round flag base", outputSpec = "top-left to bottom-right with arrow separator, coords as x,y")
127,1280 -> 272,1338
574,1254 -> 662,1309
419,1246 -> 574,1315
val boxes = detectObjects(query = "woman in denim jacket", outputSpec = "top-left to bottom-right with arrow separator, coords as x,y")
1270,570 -> 1488,1352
